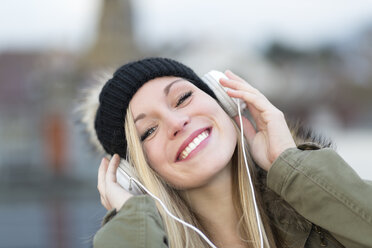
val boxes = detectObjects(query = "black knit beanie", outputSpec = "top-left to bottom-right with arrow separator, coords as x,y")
94,57 -> 217,158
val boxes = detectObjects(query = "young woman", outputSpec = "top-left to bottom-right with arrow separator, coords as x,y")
81,57 -> 372,248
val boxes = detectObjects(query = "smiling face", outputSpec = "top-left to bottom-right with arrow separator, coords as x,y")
130,76 -> 237,189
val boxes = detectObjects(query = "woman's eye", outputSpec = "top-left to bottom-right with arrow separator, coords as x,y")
175,91 -> 193,107
140,126 -> 157,141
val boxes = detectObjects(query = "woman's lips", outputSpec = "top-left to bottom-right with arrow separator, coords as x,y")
175,127 -> 212,162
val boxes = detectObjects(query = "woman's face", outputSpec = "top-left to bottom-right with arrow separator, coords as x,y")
130,76 -> 237,189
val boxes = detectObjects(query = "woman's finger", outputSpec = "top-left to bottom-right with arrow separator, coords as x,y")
225,70 -> 246,83
97,157 -> 109,194
106,154 -> 120,183
98,158 -> 112,210
227,89 -> 272,113
100,195 -> 111,210
220,77 -> 258,94
221,70 -> 259,94
100,195 -> 107,208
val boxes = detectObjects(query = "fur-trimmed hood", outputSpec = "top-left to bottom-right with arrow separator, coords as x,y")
76,71 -> 113,156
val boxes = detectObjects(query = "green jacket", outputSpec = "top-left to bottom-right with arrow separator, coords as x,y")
93,147 -> 372,248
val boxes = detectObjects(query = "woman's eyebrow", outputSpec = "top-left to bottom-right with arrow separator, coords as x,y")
135,79 -> 185,123
164,79 -> 184,96
134,113 -> 146,123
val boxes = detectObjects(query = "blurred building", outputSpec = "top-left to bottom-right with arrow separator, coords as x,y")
0,1 -> 141,248
0,0 -> 141,186
80,0 -> 140,70
0,51 -> 78,184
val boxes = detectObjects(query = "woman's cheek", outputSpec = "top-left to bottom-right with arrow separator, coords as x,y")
142,144 -> 154,166
143,143 -> 162,172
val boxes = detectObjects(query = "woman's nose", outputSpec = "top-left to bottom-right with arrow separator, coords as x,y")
166,113 -> 189,138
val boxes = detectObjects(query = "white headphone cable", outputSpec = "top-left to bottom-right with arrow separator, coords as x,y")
237,100 -> 264,248
129,177 -> 218,248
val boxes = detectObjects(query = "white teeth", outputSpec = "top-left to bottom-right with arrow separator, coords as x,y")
189,142 -> 196,149
179,130 -> 209,160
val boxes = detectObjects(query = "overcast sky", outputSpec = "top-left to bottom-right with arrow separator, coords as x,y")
0,0 -> 101,51
132,0 -> 372,50
1,0 -> 372,52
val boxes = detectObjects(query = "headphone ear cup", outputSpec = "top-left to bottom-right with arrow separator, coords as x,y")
116,159 -> 144,195
202,71 -> 245,117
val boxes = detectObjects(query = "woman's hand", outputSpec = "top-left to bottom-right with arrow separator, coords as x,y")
97,154 -> 133,210
220,70 -> 296,171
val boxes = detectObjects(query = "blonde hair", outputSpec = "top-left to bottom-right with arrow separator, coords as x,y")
125,106 -> 277,248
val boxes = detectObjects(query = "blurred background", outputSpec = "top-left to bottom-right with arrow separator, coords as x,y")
1,0 -> 372,247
